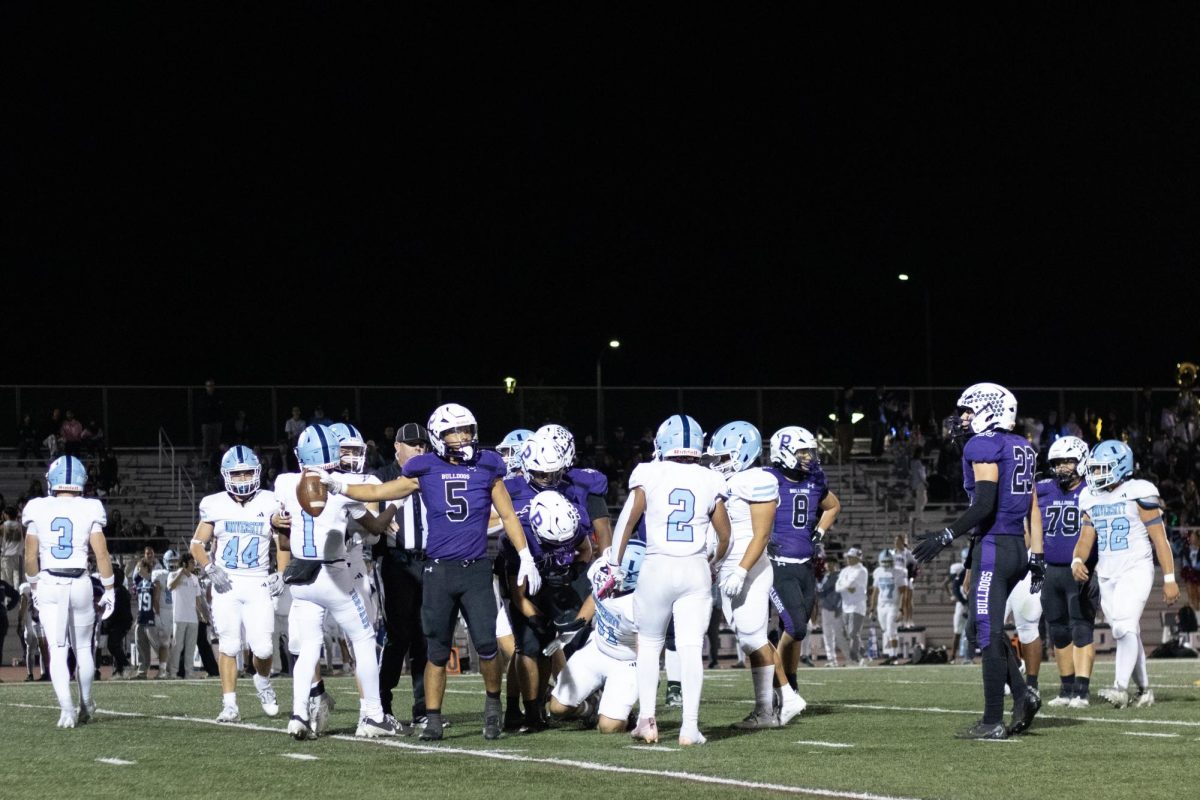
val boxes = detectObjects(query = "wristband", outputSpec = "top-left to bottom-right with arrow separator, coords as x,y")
101,574 -> 115,587
190,538 -> 205,547
1164,574 -> 1176,584
25,573 -> 38,585
1070,557 -> 1083,567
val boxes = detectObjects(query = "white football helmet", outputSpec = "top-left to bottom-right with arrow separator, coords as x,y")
1047,435 -> 1088,487
955,382 -> 1017,436
535,424 -> 576,467
428,403 -> 479,463
529,490 -> 580,544
769,426 -> 819,473
521,433 -> 569,489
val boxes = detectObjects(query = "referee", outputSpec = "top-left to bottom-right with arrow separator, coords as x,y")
373,422 -> 431,732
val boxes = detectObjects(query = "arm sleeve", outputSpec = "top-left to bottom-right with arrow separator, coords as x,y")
946,480 -> 997,538
586,493 -> 610,522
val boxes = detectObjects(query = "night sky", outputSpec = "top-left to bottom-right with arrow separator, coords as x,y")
6,7 -> 1200,392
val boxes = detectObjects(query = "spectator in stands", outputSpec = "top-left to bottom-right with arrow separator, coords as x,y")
379,425 -> 396,464
284,406 -> 306,449
834,387 -> 858,463
199,378 -> 225,464
1,507 -> 22,587
835,547 -> 869,666
59,409 -> 84,456
43,408 -> 62,454
21,478 -> 45,503
309,404 -> 330,428
105,508 -> 127,540
98,448 -> 120,496
868,386 -> 891,457
365,439 -> 385,472
130,516 -> 151,544
232,409 -> 251,445
910,446 -> 929,522
17,413 -> 40,465
82,417 -> 105,456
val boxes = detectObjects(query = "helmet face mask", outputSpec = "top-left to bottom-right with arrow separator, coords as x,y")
1047,435 -> 1088,489
521,434 -> 568,489
769,426 -> 819,474
329,423 -> 366,474
591,539 -> 646,597
954,383 -> 1018,437
427,404 -> 480,464
706,421 -> 762,476
529,490 -> 580,545
534,424 -> 575,468
1085,439 -> 1134,492
497,428 -> 534,478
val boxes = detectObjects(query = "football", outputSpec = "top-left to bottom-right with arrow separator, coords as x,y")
297,471 -> 327,516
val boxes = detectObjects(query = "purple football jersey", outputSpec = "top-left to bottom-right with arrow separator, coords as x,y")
962,430 -> 1036,537
764,465 -> 828,560
403,450 -> 505,560
567,467 -> 608,498
1036,478 -> 1089,565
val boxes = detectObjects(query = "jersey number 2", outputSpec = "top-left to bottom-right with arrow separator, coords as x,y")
666,488 -> 695,542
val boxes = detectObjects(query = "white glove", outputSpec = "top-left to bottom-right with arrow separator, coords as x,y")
307,466 -> 345,496
266,572 -> 284,598
99,588 -> 116,620
720,566 -> 747,598
204,562 -> 233,594
517,548 -> 542,596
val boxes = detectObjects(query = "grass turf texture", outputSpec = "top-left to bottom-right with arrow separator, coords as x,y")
1,659 -> 1197,800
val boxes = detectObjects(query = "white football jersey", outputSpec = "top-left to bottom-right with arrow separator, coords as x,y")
341,474 -> 381,575
1079,479 -> 1158,578
275,472 -> 368,561
628,460 -> 730,557
872,566 -> 905,608
723,467 -> 780,561
22,495 -> 107,571
587,562 -> 638,661
200,489 -> 279,577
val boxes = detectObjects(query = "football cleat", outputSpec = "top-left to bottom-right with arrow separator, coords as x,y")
56,709 -> 77,729
257,684 -> 280,717
1009,686 -> 1040,735
1047,693 -> 1073,707
955,720 -> 1009,740
1068,695 -> 1090,709
580,691 -> 602,730
483,696 -> 503,740
734,710 -> 781,730
779,692 -> 807,725
418,713 -> 445,741
630,716 -> 659,743
356,715 -> 399,738
1099,687 -> 1131,709
309,691 -> 336,734
77,700 -> 96,725
216,705 -> 242,723
664,686 -> 683,707
678,726 -> 707,746
1135,689 -> 1155,708
287,715 -> 317,740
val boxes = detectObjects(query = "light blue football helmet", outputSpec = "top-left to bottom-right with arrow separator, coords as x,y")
593,539 -> 647,597
706,420 -> 762,476
220,445 -> 261,497
47,455 -> 87,493
329,422 -> 366,474
497,428 -> 535,477
654,414 -> 705,460
295,424 -> 341,470
1086,439 -> 1134,492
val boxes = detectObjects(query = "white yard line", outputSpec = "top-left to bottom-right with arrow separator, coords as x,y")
1122,731 -> 1180,738
96,758 -> 136,765
281,753 -> 320,760
844,703 -> 1200,727
795,740 -> 854,748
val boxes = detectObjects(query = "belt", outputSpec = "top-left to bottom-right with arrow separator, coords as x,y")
388,548 -> 425,559
1046,561 -> 1073,568
47,568 -> 87,578
432,557 -> 483,568
321,558 -> 346,565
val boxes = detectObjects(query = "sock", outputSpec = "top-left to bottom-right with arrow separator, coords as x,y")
1112,631 -> 1138,691
223,691 -> 238,707
1026,673 -> 1038,690
426,707 -> 441,718
664,647 -> 681,683
752,665 -> 774,715
253,673 -> 270,691
523,697 -> 541,723
1075,676 -> 1090,697
350,637 -> 382,718
75,634 -> 95,705
292,640 -> 322,718
1133,635 -> 1149,692
309,680 -> 325,698
678,644 -> 704,732
49,643 -> 74,711
1060,675 -> 1075,695
486,690 -> 500,700
786,672 -> 798,692
981,644 -> 1007,724
636,634 -> 665,720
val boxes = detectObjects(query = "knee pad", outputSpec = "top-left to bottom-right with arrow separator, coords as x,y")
218,633 -> 243,659
472,632 -> 498,662
1048,621 -> 1071,650
1110,619 -> 1138,641
248,634 -> 274,662
426,638 -> 451,667
1070,621 -> 1094,649
738,630 -> 769,655
1016,621 -> 1039,646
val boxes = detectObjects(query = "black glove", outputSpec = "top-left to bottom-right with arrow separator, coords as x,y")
1027,552 -> 1045,594
555,617 -> 587,635
526,615 -> 554,646
913,528 -> 955,563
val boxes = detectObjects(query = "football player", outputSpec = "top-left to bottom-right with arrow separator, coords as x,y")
869,550 -> 905,660
316,403 -> 542,741
501,435 -> 593,732
763,427 -> 840,707
18,579 -> 49,680
535,424 -> 613,550
706,421 -> 800,728
1036,436 -> 1096,708
1072,440 -> 1178,708
22,456 -> 117,726
914,383 -> 1045,739
549,539 -> 647,732
610,414 -> 731,746
189,446 -> 284,723
274,425 -> 397,740
496,429 -> 534,479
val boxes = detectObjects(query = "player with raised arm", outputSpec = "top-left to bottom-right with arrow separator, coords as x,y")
1036,436 -> 1096,708
913,383 -> 1045,739
706,421 -> 795,728
274,425 -> 396,740
1072,440 -> 1178,708
22,456 -> 116,727
315,404 -> 542,741
190,446 -> 284,723
611,414 -> 731,746
763,426 -> 840,712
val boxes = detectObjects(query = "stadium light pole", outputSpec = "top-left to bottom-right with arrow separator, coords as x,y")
596,339 -> 621,445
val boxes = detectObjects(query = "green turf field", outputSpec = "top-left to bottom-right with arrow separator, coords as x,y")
2,659 -> 1197,800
